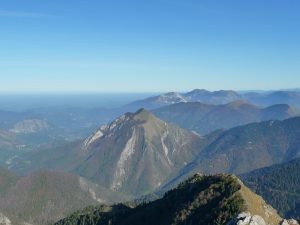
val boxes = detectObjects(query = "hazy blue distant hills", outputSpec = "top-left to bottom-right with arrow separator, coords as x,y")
0,109 -> 71,147
1,89 -> 300,143
123,92 -> 188,110
243,91 -> 300,107
0,107 -> 121,143
153,101 -> 298,134
0,122 -> 52,169
0,107 -> 121,168
0,129 -> 18,150
0,109 -> 38,129
123,89 -> 300,111
0,116 -> 73,169
184,89 -> 242,104
31,107 -> 121,141
54,174 -> 284,225
240,158 -> 300,220
124,89 -> 243,110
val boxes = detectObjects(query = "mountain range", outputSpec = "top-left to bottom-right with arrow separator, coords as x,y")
10,111 -> 300,199
124,90 -> 243,110
1,90 -> 300,225
158,116 -> 300,193
9,109 -> 206,197
153,101 -> 298,134
124,89 -> 300,111
244,91 -> 300,107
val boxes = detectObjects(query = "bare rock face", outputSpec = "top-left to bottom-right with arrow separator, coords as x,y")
227,212 -> 266,225
281,219 -> 299,225
228,212 -> 299,225
78,109 -> 203,196
0,213 -> 12,225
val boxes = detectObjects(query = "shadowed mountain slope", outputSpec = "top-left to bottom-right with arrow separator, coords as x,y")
0,169 -> 130,225
164,117 -> 300,192
75,109 -> 205,196
240,158 -> 300,220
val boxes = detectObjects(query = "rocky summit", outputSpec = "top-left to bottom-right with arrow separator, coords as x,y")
76,109 -> 203,196
228,212 -> 299,225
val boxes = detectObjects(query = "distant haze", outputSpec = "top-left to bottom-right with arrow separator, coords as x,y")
0,93 -> 157,111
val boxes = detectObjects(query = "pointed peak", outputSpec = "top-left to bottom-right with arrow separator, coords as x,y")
133,108 -> 156,121
134,108 -> 147,115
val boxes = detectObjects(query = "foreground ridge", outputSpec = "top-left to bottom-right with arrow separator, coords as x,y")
54,174 -> 297,225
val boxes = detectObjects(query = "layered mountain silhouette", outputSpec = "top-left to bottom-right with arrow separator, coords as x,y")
54,174 -> 296,225
153,101 -> 298,134
244,91 -> 300,107
13,112 -> 300,200
164,117 -> 300,190
184,89 -> 242,104
1,91 -> 300,225
125,89 -> 243,110
123,89 -> 300,111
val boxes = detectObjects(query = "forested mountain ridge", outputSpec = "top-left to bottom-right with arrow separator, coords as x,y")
153,101 -> 298,134
241,158 -> 300,220
54,174 -> 296,225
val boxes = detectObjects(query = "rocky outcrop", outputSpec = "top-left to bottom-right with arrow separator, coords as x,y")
227,212 -> 299,225
227,212 -> 266,225
0,213 -> 11,225
281,219 -> 299,225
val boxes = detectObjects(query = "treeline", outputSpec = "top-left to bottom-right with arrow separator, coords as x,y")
241,158 -> 300,220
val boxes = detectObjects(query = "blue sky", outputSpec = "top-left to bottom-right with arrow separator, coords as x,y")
0,0 -> 299,93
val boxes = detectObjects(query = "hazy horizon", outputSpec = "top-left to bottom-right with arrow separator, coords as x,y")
0,87 -> 299,95
0,88 -> 299,111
